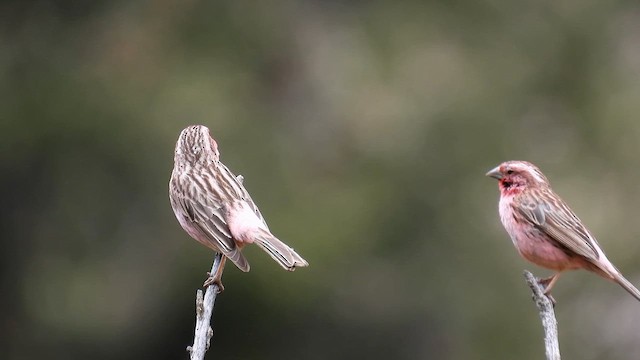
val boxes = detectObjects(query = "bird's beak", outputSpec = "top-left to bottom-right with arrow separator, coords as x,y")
485,166 -> 503,180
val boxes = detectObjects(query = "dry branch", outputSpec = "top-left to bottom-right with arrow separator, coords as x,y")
523,270 -> 561,360
187,253 -> 223,360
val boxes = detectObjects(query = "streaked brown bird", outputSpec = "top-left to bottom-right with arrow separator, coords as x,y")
487,160 -> 640,302
169,125 -> 308,290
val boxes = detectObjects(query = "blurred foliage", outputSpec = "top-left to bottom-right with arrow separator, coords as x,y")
3,0 -> 640,359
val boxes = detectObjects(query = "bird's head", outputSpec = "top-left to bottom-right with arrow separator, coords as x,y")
486,160 -> 550,194
174,125 -> 220,165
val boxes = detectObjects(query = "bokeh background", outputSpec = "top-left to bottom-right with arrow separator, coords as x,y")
3,0 -> 640,359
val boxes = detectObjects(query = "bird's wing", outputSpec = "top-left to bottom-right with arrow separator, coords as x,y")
515,189 -> 600,261
175,191 -> 250,272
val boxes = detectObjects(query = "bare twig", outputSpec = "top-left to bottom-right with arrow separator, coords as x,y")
187,253 -> 223,360
523,270 -> 561,360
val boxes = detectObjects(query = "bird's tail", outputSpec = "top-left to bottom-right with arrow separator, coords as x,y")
612,272 -> 640,302
253,229 -> 309,271
225,247 -> 250,272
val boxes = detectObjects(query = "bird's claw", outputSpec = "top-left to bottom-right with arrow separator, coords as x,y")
537,276 -> 557,306
545,293 -> 557,307
203,272 -> 225,293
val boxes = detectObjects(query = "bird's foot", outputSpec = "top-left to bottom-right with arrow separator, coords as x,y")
203,272 -> 225,293
537,275 -> 558,306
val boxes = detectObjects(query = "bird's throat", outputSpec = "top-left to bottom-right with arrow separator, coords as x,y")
500,181 -> 523,196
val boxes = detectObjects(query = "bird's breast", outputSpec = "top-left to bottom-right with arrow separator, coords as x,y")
498,194 -> 583,271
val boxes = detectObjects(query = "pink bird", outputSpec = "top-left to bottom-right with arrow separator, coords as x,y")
487,160 -> 640,302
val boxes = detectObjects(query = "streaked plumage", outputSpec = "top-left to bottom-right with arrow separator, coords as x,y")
169,125 -> 308,286
487,160 -> 640,301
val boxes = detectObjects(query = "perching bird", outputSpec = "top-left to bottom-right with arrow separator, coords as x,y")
169,125 -> 308,290
487,160 -> 640,302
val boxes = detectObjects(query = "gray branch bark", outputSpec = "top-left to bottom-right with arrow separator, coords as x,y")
523,270 -> 561,360
187,253 -> 223,360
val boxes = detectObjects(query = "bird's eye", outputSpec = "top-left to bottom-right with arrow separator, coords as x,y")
506,170 -> 514,175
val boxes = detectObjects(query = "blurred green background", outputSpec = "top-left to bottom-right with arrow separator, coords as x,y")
3,0 -> 640,359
